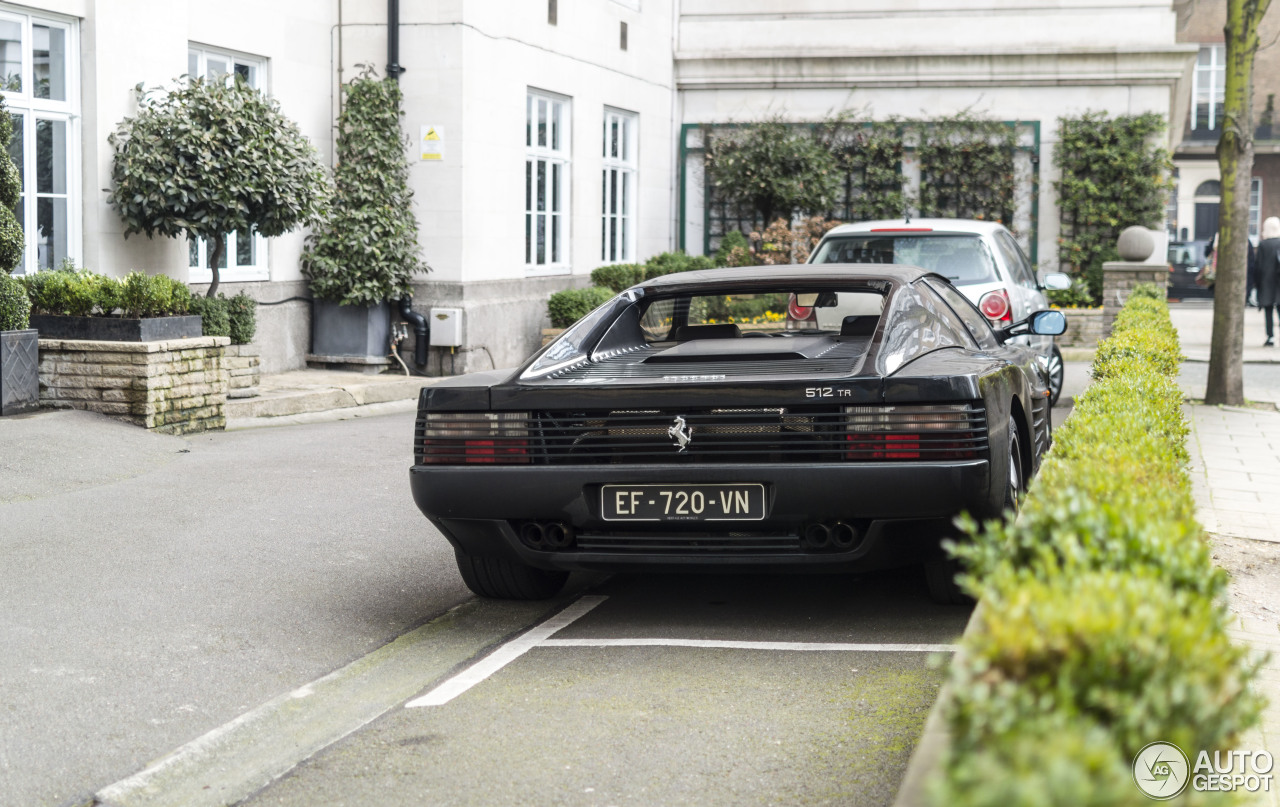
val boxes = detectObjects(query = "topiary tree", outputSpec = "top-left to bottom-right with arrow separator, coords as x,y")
704,116 -> 841,229
0,95 -> 24,276
301,66 -> 427,306
108,76 -> 331,297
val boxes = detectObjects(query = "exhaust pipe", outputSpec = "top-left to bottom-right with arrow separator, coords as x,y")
803,523 -> 832,550
519,521 -> 547,549
832,522 -> 861,551
544,522 -> 575,549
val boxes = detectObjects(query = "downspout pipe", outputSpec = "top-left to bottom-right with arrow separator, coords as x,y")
387,0 -> 428,363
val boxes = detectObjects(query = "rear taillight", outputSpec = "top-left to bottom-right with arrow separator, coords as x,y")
786,294 -> 817,330
420,412 -> 532,464
843,404 -> 981,460
978,290 -> 1012,323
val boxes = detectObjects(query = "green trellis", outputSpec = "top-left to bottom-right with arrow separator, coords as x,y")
680,116 -> 1040,264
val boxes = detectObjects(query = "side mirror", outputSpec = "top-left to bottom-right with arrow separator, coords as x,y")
1041,272 -> 1071,291
1028,309 -> 1067,335
997,309 -> 1067,343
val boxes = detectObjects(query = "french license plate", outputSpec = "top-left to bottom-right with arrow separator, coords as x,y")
601,483 -> 767,522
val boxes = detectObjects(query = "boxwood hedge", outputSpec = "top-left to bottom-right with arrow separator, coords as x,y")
934,285 -> 1263,806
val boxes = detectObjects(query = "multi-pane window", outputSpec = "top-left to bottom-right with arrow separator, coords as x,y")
1193,44 -> 1225,135
526,90 -> 570,272
1251,178 -> 1262,240
187,46 -> 268,282
0,6 -> 77,275
601,108 -> 636,263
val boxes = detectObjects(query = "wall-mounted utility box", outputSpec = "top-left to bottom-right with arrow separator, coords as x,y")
429,308 -> 463,347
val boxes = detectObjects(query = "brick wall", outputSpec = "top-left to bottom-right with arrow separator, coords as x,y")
38,336 -> 231,435
1058,307 -> 1104,348
1102,263 -> 1170,337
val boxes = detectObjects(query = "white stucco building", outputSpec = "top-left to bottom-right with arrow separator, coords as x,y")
1,0 -> 1200,374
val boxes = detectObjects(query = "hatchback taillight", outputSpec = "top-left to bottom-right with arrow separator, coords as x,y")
978,290 -> 1012,323
786,294 -> 817,330
420,412 -> 532,464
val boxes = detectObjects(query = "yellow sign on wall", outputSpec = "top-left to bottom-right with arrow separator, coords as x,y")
420,126 -> 444,161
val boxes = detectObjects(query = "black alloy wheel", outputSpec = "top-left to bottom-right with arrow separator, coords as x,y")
1046,344 -> 1064,408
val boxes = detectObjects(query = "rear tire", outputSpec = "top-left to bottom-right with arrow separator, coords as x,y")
454,550 -> 568,600
1046,344 -> 1064,408
924,555 -> 970,605
924,418 -> 1023,606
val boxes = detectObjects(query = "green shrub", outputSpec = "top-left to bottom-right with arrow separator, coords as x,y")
591,263 -> 645,293
714,231 -> 753,267
644,251 -> 714,279
547,286 -> 614,329
1045,279 -> 1094,308
25,270 -> 191,318
948,572 -> 1261,758
189,295 -> 231,338
0,272 -> 30,330
226,291 -> 257,344
938,292 -> 1262,805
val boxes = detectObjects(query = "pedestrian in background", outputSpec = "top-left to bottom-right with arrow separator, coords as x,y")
1256,216 -> 1280,346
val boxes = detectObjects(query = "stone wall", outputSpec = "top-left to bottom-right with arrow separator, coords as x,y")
225,344 -> 261,397
38,336 -> 231,435
1058,307 -> 1104,348
1102,262 -> 1169,337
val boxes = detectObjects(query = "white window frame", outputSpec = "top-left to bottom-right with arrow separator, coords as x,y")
0,4 -> 80,276
1250,177 -> 1262,240
1193,44 -> 1225,132
187,45 -> 269,283
525,89 -> 571,275
601,107 -> 637,264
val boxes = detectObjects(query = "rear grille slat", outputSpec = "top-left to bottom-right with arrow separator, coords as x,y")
576,532 -> 802,554
418,404 -> 988,465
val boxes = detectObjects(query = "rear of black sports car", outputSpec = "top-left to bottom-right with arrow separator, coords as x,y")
409,267 -> 1045,599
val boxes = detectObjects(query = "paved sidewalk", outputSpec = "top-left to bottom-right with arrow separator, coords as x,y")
1171,299 -> 1280,364
1186,404 -> 1280,807
225,368 -> 441,429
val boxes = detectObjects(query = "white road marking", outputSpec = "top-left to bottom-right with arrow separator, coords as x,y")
541,638 -> 956,652
406,595 -> 608,708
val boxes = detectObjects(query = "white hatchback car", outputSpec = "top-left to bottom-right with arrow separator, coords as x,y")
808,219 -> 1071,405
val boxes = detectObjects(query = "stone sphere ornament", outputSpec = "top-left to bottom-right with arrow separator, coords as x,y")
1117,226 -> 1155,261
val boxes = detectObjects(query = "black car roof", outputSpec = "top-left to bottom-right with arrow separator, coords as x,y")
637,263 -> 939,290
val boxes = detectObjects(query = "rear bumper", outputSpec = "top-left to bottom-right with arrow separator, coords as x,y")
410,461 -> 991,571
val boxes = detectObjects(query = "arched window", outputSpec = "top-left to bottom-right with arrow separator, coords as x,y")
1195,180 -> 1222,197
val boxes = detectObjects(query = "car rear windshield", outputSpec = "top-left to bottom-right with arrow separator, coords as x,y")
638,289 -> 885,341
811,234 -> 999,286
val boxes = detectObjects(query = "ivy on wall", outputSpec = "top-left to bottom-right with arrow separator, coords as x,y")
702,112 -> 1019,249
916,112 -> 1018,225
1054,112 -> 1172,301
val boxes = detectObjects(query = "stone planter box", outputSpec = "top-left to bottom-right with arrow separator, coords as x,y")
30,314 -> 203,342
1056,307 -> 1103,348
1,328 -> 39,416
38,336 -> 230,434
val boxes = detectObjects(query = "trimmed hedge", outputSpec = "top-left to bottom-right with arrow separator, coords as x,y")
0,271 -> 30,331
190,291 -> 257,344
547,286 -> 614,329
22,269 -> 191,319
934,287 -> 1262,805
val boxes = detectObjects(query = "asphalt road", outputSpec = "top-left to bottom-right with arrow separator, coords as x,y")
1,406 -> 980,807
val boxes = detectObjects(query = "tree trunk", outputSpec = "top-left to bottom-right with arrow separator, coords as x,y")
1206,0 -> 1271,405
205,234 -> 226,299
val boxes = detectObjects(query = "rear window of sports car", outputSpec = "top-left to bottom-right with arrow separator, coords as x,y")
811,234 -> 998,286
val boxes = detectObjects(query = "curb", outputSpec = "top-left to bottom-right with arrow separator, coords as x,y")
891,601 -> 985,807
225,398 -> 417,430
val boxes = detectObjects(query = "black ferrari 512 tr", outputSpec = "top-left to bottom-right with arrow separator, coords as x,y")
410,265 -> 1065,603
